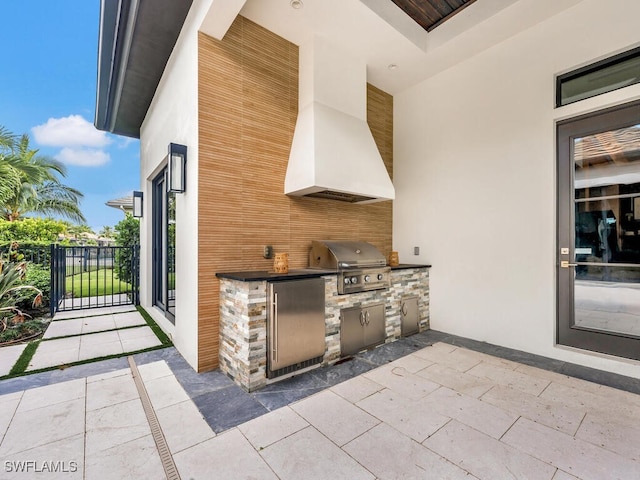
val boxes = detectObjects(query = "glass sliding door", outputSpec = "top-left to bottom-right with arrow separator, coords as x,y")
557,101 -> 640,360
152,169 -> 176,323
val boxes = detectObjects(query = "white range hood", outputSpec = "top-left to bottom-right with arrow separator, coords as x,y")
284,36 -> 395,204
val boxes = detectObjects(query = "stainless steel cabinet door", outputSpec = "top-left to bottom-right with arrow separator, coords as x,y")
340,303 -> 386,357
400,296 -> 419,336
269,278 -> 326,372
340,307 -> 365,357
363,303 -> 386,349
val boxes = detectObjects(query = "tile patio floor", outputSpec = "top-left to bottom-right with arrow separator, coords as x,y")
0,344 -> 27,377
24,306 -> 162,372
1,331 -> 639,479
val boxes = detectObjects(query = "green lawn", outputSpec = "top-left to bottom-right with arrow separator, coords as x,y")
65,268 -> 133,298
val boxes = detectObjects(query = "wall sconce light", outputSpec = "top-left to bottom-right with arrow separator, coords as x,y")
168,143 -> 187,193
132,191 -> 143,218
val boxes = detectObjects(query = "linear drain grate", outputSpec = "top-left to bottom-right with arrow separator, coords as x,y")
128,356 -> 181,480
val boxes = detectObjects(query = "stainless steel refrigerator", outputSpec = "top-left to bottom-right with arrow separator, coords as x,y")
267,277 -> 326,378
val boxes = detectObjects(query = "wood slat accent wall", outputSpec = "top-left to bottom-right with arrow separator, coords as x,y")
197,16 -> 393,371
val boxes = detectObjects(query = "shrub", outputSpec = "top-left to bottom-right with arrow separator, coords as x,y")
0,319 -> 46,343
114,214 -> 139,284
0,241 -> 51,266
0,261 -> 43,334
20,263 -> 50,310
0,218 -> 67,242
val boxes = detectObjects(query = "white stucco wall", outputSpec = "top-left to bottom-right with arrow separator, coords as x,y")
139,0 -> 213,370
394,0 -> 640,378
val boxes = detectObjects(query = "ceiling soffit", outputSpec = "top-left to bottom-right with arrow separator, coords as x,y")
95,0 -> 193,138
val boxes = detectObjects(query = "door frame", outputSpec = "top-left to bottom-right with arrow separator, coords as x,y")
152,168 -> 175,323
556,99 -> 640,360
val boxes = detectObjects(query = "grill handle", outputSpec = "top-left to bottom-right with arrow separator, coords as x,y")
339,262 -> 386,268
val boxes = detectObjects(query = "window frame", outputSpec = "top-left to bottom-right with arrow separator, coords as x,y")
556,46 -> 640,108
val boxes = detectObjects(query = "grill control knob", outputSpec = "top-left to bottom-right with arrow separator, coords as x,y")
377,274 -> 384,280
364,275 -> 371,282
351,276 -> 358,284
344,277 -> 351,284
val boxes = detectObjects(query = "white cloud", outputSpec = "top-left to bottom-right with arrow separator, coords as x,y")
55,147 -> 110,167
32,115 -> 111,148
117,137 -> 137,149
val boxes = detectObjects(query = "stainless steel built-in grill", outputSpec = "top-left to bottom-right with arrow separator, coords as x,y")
309,240 -> 391,294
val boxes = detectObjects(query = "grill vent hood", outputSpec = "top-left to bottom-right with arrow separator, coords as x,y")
284,37 -> 395,204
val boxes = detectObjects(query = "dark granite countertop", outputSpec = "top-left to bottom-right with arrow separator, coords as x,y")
216,264 -> 431,282
392,264 -> 432,270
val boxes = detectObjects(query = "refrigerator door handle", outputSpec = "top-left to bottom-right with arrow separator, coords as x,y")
271,292 -> 278,364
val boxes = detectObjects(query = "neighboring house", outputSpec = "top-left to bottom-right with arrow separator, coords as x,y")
95,0 -> 640,379
80,232 -> 116,247
105,195 -> 134,216
58,232 -> 115,247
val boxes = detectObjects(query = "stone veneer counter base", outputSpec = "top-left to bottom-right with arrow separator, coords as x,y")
218,266 -> 430,391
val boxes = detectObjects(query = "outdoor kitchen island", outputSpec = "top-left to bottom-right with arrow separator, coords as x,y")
216,264 -> 430,392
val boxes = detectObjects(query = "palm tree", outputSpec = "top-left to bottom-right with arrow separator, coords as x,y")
0,128 -> 85,223
66,224 -> 94,240
0,127 -> 21,206
99,226 -> 114,238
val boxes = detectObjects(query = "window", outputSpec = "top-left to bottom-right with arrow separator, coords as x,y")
556,46 -> 640,107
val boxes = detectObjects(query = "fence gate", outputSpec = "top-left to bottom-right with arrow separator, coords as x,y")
50,245 -> 139,315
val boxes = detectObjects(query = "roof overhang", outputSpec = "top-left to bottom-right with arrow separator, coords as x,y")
105,194 -> 134,212
94,0 -> 193,138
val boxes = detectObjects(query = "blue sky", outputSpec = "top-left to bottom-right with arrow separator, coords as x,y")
1,0 -> 140,231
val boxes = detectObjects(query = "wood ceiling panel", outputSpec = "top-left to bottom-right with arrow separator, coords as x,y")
446,0 -> 468,8
428,0 -> 455,16
390,0 -> 476,32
